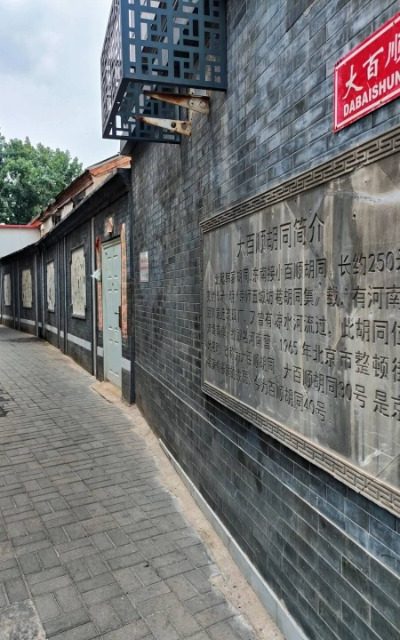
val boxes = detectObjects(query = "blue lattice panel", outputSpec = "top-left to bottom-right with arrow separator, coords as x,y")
105,81 -> 182,143
123,0 -> 227,89
101,0 -> 123,134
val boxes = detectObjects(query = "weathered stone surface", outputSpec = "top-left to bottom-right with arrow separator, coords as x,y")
203,153 -> 400,490
0,601 -> 46,640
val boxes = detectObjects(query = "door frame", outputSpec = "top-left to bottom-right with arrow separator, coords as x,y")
101,237 -> 122,389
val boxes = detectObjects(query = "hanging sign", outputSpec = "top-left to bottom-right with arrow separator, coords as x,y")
334,12 -> 400,131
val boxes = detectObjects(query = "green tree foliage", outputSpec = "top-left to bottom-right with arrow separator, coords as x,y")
0,133 -> 82,224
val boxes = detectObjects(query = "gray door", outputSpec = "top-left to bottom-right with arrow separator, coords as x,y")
102,241 -> 122,388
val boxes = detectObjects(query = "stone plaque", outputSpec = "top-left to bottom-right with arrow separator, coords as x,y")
3,274 -> 11,307
71,247 -> 86,318
139,251 -> 149,283
203,156 -> 400,497
22,269 -> 33,309
47,261 -> 55,312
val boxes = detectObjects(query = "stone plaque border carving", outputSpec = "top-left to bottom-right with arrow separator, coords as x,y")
201,126 -> 400,516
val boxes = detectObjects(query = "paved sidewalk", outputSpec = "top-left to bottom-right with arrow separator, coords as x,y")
0,326 -> 278,640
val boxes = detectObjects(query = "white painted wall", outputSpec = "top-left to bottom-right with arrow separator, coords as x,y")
0,227 -> 40,258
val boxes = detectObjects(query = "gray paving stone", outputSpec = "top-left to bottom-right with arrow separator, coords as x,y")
38,547 -> 61,569
144,610 -> 179,640
76,572 -> 118,595
102,619 -> 151,640
27,567 -> 67,587
4,577 -> 29,603
30,574 -> 72,596
0,585 -> 8,609
0,327 -> 261,640
65,560 -> 92,583
43,608 -> 91,637
50,622 -> 99,640
82,583 -> 124,606
85,555 -> 109,577
194,603 -> 235,629
33,594 -> 62,621
90,533 -> 114,552
113,567 -> 141,592
55,585 -> 83,612
208,619 -> 256,640
135,592 -> 181,617
19,553 -> 42,575
166,574 -> 199,601
88,602 -> 121,633
127,581 -> 171,604
157,559 -> 195,579
185,591 -> 226,615
107,529 -> 131,547
132,562 -> 162,586
169,603 -> 201,636
0,565 -> 21,582
109,595 -> 140,624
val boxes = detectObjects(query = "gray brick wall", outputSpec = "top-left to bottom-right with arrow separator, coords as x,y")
16,251 -> 37,335
130,2 -> 400,639
42,243 -> 61,349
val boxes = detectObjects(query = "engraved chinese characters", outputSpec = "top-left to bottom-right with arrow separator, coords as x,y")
22,269 -> 32,309
203,157 -> 400,491
71,247 -> 86,318
47,261 -> 55,312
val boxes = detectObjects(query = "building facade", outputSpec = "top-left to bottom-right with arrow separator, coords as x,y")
2,2 -> 400,639
0,164 -> 134,404
121,2 -> 400,639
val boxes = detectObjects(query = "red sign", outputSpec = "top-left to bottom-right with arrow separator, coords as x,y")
334,12 -> 400,131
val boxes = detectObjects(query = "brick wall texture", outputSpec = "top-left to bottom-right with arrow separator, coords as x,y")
130,2 -> 400,640
1,2 -> 400,639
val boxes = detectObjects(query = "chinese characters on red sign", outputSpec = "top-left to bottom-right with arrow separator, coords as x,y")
334,12 -> 400,131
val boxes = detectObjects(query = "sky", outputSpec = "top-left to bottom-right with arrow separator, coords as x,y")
0,0 -> 119,169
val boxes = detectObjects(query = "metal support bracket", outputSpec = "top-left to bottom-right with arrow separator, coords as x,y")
144,91 -> 210,115
135,116 -> 192,137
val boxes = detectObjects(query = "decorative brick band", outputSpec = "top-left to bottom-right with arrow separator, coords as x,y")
200,127 -> 400,516
202,382 -> 400,517
200,125 -> 400,233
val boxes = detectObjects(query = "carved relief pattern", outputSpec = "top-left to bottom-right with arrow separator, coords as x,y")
22,269 -> 32,309
71,247 -> 86,318
201,126 -> 400,233
47,261 -> 55,312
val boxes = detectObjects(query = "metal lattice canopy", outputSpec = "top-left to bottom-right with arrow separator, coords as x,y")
101,0 -> 227,143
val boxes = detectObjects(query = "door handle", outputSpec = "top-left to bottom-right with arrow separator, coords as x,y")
118,305 -> 122,329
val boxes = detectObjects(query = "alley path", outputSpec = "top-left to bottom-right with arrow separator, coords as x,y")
0,326 -> 281,640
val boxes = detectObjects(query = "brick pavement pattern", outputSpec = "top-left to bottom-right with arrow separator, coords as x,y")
0,326 -> 258,640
